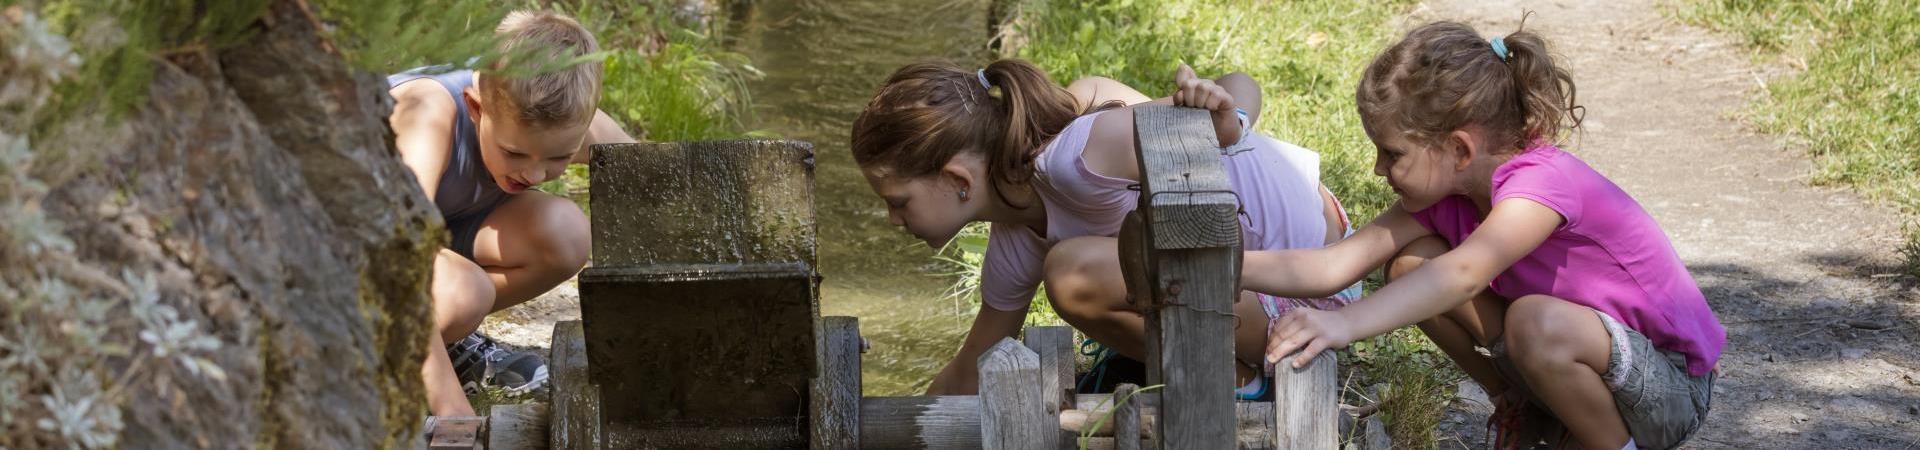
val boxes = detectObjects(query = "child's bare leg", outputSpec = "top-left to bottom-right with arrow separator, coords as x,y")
425,249 -> 495,416
1043,237 -> 1272,384
424,333 -> 475,415
1505,294 -> 1630,449
1389,236 -> 1510,396
471,191 -> 591,310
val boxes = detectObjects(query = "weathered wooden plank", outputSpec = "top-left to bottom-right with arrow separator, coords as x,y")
1132,106 -> 1240,250
1130,105 -> 1243,450
1023,326 -> 1075,449
811,316 -> 862,449
489,403 -> 550,450
979,338 -> 1051,450
1274,351 -> 1338,450
861,396 -> 984,450
857,395 -> 1276,449
1113,384 -> 1142,450
549,321 -> 600,450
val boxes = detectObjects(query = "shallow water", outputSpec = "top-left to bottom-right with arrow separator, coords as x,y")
728,0 -> 998,395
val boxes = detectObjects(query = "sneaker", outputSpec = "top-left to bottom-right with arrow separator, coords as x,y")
448,333 -> 550,395
1485,392 -> 1570,450
1234,375 -> 1270,401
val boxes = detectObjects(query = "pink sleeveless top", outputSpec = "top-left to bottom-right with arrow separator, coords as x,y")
980,111 -> 1334,311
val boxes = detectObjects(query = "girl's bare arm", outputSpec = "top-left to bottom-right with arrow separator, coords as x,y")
1241,205 -> 1433,298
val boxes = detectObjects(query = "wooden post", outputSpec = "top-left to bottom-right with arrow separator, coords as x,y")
812,316 -> 862,449
1127,105 -> 1241,449
979,338 -> 1052,450
1023,326 -> 1075,449
1113,384 -> 1142,450
1274,351 -> 1338,450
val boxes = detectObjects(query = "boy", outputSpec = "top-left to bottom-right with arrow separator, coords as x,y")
387,10 -> 633,416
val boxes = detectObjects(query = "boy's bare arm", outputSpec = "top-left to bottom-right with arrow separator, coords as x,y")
389,81 -> 458,201
572,109 -> 635,165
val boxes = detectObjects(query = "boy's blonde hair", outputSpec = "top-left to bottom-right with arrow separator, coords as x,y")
480,10 -> 602,129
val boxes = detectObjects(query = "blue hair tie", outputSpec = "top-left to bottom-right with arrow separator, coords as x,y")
1490,37 -> 1510,61
976,69 -> 993,90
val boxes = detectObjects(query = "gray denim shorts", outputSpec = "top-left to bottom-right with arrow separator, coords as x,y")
1484,309 -> 1715,449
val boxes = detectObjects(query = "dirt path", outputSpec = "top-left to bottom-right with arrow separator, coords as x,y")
1401,1 -> 1920,448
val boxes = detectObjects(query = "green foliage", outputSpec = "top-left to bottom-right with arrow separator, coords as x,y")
935,223 -> 1063,326
1342,327 -> 1462,450
1675,0 -> 1920,276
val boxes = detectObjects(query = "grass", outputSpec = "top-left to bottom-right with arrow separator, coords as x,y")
1673,0 -> 1920,277
994,1 -> 1461,447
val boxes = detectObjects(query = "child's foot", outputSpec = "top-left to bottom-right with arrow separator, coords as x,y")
448,333 -> 550,395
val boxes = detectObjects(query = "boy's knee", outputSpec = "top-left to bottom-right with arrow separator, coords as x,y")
432,253 -> 495,337
530,199 -> 590,273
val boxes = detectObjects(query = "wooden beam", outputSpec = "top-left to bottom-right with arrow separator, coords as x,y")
979,338 -> 1051,449
425,416 -> 486,450
857,395 -> 1277,449
1130,105 -> 1241,449
812,316 -> 862,449
1274,351 -> 1338,450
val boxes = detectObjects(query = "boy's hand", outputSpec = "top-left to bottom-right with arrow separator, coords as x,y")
1265,308 -> 1356,369
1172,64 -> 1244,146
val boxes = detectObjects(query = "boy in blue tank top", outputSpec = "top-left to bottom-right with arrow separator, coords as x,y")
387,10 -> 633,416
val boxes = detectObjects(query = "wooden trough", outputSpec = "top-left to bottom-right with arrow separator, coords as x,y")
447,106 -> 1339,449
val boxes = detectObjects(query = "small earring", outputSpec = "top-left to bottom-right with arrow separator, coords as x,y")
958,190 -> 969,201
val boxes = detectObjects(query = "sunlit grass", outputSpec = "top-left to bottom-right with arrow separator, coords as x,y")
1674,0 -> 1920,276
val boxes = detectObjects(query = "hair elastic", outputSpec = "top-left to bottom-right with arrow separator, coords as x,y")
976,69 -> 993,90
1490,37 -> 1511,61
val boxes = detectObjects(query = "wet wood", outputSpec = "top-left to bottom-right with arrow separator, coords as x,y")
550,321 -> 601,450
488,403 -> 550,450
812,316 -> 861,449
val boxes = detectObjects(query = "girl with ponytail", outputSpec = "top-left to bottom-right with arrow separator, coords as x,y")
1250,19 -> 1724,450
851,59 -> 1358,397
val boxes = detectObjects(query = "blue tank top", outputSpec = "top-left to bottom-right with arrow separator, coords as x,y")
387,68 -> 508,222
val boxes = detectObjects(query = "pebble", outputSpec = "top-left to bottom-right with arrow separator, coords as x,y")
1909,404 -> 1918,415
1791,412 -> 1810,423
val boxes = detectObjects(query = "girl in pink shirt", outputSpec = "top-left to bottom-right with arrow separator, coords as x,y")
1251,21 -> 1725,450
852,59 -> 1356,397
